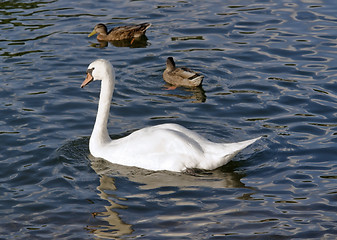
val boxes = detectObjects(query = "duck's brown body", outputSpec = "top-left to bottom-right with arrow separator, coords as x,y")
88,23 -> 151,41
163,57 -> 204,87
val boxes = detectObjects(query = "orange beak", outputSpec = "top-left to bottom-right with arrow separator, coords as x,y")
81,72 -> 94,88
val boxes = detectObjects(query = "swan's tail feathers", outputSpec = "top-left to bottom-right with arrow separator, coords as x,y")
202,136 -> 261,170
232,136 -> 261,151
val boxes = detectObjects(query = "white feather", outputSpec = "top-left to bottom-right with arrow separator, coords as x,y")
82,59 -> 261,172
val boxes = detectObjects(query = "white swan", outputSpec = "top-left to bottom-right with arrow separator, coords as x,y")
81,59 -> 261,172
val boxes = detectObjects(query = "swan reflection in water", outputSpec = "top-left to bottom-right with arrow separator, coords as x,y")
57,137 -> 257,239
86,154 -> 252,238
90,156 -> 249,190
85,172 -> 133,238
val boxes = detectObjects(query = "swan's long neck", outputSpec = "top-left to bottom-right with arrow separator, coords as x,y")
91,70 -> 115,146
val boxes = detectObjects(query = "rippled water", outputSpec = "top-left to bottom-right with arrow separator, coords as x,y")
1,0 -> 337,239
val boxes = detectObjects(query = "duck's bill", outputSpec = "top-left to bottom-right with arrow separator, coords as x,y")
81,72 -> 94,88
88,29 -> 96,37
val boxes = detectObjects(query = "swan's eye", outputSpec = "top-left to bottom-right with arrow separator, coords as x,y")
87,68 -> 94,75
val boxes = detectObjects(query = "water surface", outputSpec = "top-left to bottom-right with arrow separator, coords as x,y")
1,0 -> 337,239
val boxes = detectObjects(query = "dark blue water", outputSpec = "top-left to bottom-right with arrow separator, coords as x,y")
1,0 -> 337,239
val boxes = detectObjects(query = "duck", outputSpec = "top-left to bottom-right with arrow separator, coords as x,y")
81,59 -> 261,172
163,57 -> 204,88
88,23 -> 151,42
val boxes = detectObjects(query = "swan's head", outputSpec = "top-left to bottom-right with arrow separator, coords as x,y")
81,59 -> 115,88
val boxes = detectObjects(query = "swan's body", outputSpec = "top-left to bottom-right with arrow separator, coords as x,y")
163,57 -> 204,87
81,59 -> 260,172
88,23 -> 151,41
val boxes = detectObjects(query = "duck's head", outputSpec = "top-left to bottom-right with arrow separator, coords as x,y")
81,59 -> 115,88
88,23 -> 108,37
166,57 -> 176,71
